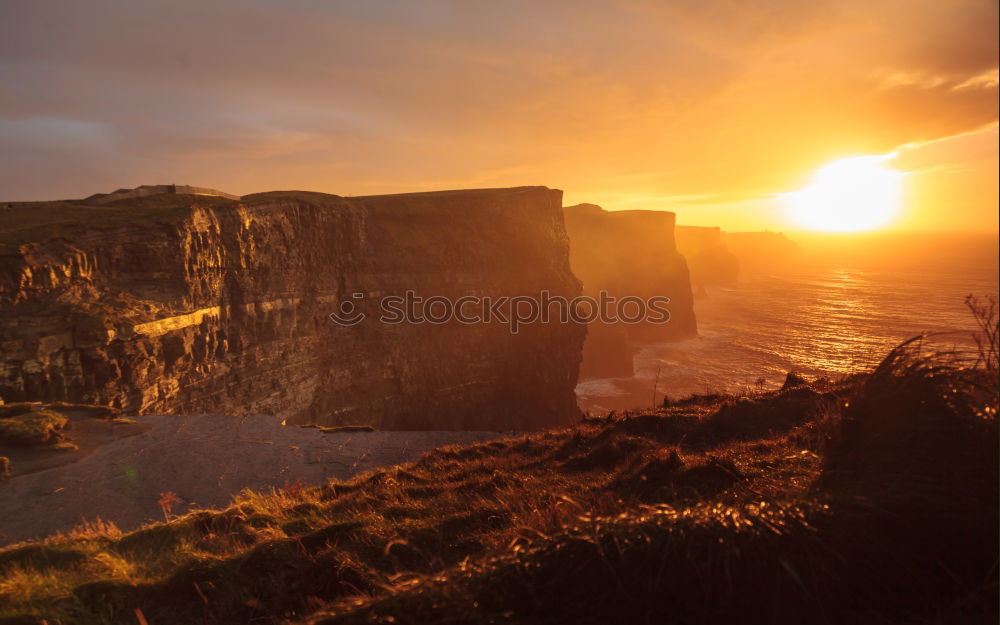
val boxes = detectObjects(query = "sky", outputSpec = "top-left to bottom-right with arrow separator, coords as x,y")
1,0 -> 997,232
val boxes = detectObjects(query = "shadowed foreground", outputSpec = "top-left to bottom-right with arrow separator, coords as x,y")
0,341 -> 996,624
0,413 -> 507,546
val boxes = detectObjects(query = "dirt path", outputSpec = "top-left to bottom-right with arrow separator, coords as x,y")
0,414 -> 510,545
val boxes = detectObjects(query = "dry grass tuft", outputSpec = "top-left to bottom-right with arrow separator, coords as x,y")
0,336 -> 995,624
0,410 -> 69,446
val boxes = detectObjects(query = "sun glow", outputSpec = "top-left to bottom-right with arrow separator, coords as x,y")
785,155 -> 903,232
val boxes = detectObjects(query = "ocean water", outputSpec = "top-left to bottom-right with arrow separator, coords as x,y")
576,236 -> 1000,414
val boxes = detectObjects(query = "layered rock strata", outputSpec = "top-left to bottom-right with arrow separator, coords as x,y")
0,187 -> 584,430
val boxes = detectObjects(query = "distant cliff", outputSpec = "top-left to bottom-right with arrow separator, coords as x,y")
0,187 -> 584,430
676,228 -> 805,286
723,231 -> 804,271
563,204 -> 696,379
675,226 -> 740,290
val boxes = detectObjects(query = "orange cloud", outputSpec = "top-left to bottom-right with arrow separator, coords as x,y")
0,0 -> 995,231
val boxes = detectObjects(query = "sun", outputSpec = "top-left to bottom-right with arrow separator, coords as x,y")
784,155 -> 903,232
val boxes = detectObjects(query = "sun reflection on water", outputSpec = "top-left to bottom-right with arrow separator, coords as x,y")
577,262 -> 998,413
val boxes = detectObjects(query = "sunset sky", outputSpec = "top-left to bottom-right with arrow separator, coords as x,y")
1,0 -> 997,232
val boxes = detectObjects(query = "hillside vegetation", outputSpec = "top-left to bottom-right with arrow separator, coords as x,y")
0,338 -> 996,624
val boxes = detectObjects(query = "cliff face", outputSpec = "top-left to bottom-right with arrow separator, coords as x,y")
675,226 -> 740,289
0,187 -> 584,430
562,204 -> 696,379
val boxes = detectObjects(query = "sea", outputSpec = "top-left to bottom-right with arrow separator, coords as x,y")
575,233 -> 1000,414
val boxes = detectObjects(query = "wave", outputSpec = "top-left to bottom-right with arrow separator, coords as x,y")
576,262 -> 999,413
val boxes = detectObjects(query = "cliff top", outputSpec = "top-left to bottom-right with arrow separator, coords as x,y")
356,185 -> 555,200
564,202 -> 677,223
0,194 -> 237,254
0,186 -> 562,253
84,184 -> 241,205
241,186 -> 556,204
676,225 -> 723,234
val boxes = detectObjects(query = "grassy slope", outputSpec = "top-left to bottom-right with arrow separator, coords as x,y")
0,348 -> 996,625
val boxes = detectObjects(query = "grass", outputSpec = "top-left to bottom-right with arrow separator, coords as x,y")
296,423 -> 376,433
318,425 -> 376,433
0,402 -> 117,448
0,402 -> 122,461
0,340 -> 994,624
0,410 -> 69,446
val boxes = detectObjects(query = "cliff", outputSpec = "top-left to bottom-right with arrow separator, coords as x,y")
722,231 -> 804,271
0,187 -> 584,430
675,225 -> 740,289
562,204 -> 696,379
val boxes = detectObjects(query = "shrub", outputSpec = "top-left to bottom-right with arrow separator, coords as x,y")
0,410 -> 69,446
820,336 -> 998,601
966,293 -> 999,375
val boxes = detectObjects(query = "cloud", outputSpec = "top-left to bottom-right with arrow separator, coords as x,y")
953,69 -> 1000,91
0,0 -> 996,231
